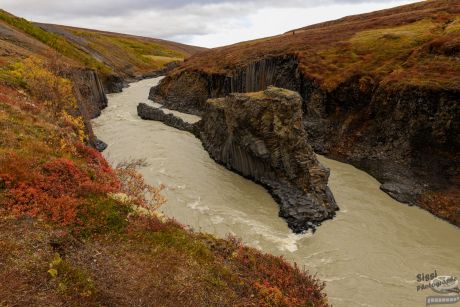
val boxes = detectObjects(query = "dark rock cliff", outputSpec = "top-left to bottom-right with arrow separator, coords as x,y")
151,56 -> 301,116
69,69 -> 108,119
139,87 -> 338,233
66,68 -> 108,150
198,87 -> 338,232
137,103 -> 196,134
152,55 -> 460,226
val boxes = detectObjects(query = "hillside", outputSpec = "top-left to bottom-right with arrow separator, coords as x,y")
172,0 -> 460,90
36,23 -> 205,88
0,9 -> 205,92
0,10 -> 327,306
153,0 -> 460,226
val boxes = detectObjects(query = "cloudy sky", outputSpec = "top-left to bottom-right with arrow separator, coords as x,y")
2,0 -> 420,47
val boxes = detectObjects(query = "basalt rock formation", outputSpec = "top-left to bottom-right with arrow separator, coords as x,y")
199,87 -> 338,232
150,56 -> 300,116
137,103 -> 196,134
140,86 -> 338,233
149,0 -> 460,226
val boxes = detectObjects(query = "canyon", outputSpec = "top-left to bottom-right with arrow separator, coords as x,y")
99,77 -> 459,306
150,0 -> 460,226
0,1 -> 459,305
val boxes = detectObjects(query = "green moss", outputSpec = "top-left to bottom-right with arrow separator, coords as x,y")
48,253 -> 96,299
77,195 -> 132,239
136,226 -> 214,263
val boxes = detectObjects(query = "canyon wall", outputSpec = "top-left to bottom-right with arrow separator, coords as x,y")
152,56 -> 460,226
152,56 -> 301,115
66,68 -> 109,150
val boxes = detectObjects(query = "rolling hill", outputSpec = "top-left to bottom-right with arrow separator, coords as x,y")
0,9 -> 205,91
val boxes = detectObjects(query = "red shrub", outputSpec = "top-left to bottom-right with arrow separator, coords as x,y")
1,147 -> 120,225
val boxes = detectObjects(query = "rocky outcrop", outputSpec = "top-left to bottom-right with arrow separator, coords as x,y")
198,87 -> 338,232
137,103 -> 196,134
103,74 -> 125,93
140,86 -> 338,233
68,69 -> 108,119
65,68 -> 109,149
151,55 -> 460,226
151,56 -> 300,116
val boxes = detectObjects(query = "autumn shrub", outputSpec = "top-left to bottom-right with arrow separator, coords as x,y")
115,159 -> 166,213
10,56 -> 77,116
0,145 -> 121,225
254,280 -> 285,306
232,245 -> 328,306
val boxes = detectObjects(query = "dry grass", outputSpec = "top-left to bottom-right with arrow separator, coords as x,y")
175,0 -> 460,91
67,27 -> 187,75
0,10 -> 205,81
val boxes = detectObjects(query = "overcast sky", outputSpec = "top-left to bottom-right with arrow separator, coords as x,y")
2,0 -> 420,48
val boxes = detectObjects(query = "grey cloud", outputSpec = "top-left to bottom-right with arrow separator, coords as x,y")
2,0 -> 403,18
1,0 -> 417,47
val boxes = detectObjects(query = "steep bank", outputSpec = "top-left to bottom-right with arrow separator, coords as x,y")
151,0 -> 460,226
0,9 -> 204,95
0,81 -> 327,306
0,8 -> 204,150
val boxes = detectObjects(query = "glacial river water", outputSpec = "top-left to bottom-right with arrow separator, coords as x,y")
93,77 -> 460,307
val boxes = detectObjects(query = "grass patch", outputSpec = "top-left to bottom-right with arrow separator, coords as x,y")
446,17 -> 460,33
0,10 -> 111,75
69,28 -> 186,72
48,253 -> 96,299
76,195 -> 131,239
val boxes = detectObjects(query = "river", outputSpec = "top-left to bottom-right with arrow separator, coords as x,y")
92,77 -> 460,307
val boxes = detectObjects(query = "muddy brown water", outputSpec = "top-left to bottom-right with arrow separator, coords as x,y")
93,77 -> 460,307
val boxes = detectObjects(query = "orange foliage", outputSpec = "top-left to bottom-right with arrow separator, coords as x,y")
232,244 -> 328,306
0,145 -> 120,225
419,188 -> 460,226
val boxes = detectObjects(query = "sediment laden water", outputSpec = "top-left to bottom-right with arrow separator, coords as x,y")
92,77 -> 460,307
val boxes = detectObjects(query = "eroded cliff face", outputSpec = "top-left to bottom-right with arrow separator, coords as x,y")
152,56 -> 460,226
66,68 -> 109,150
